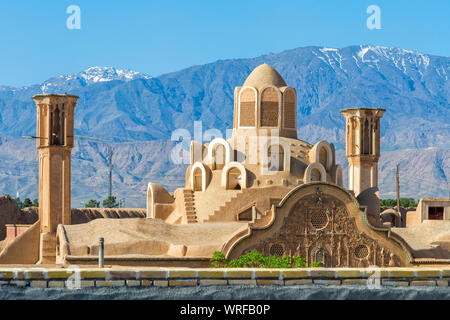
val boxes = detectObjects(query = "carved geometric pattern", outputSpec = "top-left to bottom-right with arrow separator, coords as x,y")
269,243 -> 284,256
354,244 -> 369,259
248,187 -> 398,267
310,209 -> 328,230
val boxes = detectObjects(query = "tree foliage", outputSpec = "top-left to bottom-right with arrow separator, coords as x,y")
102,196 -> 118,208
380,198 -> 417,208
13,197 -> 38,209
85,199 -> 100,208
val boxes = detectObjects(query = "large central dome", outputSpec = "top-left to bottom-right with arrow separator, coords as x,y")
243,63 -> 287,89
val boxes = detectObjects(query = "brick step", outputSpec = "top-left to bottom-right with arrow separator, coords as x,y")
38,232 -> 57,265
42,248 -> 56,254
182,188 -> 198,223
205,190 -> 249,222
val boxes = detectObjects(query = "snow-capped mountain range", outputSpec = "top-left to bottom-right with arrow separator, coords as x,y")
0,45 -> 448,205
40,66 -> 151,93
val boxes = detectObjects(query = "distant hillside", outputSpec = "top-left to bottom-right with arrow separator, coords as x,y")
0,138 -> 447,208
1,45 -> 448,149
0,45 -> 448,205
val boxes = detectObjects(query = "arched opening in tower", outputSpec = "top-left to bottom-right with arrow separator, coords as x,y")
51,107 -> 61,145
363,118 -> 370,154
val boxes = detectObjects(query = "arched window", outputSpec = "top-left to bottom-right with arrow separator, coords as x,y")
268,144 -> 284,171
193,167 -> 203,191
262,140 -> 290,174
239,88 -> 256,127
190,162 -> 208,192
260,87 -> 279,127
304,162 -> 326,183
227,167 -> 242,190
213,144 -> 226,170
319,147 -> 328,169
311,168 -> 322,181
311,141 -> 332,171
207,138 -> 231,170
221,162 -> 247,190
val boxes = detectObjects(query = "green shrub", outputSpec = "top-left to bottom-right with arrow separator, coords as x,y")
210,251 -> 228,268
210,251 -> 318,268
310,261 -> 324,267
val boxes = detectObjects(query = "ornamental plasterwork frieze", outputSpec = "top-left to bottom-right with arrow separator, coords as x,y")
244,188 -> 398,267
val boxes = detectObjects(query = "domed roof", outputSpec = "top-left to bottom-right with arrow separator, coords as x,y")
243,63 -> 287,89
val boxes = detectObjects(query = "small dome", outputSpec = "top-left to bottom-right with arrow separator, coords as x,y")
380,208 -> 400,218
243,63 -> 287,89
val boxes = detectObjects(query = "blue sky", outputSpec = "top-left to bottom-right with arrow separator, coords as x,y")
0,0 -> 448,86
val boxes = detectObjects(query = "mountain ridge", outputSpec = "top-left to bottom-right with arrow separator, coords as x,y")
0,45 -> 448,205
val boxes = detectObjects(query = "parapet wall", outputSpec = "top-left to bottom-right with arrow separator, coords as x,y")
0,267 -> 448,288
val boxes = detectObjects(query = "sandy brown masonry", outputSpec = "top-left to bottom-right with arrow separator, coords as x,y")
0,267 -> 448,288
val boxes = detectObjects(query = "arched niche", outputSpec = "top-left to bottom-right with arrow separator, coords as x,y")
312,246 -> 330,267
238,87 -> 257,127
260,86 -> 281,127
221,162 -> 247,190
207,138 -> 232,170
190,162 -> 208,192
304,162 -> 327,183
261,139 -> 291,173
310,140 -> 333,171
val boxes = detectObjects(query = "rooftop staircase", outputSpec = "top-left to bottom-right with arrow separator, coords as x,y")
182,189 -> 198,224
205,189 -> 249,222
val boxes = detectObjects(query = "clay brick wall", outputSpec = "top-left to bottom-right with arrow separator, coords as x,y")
0,267 -> 448,288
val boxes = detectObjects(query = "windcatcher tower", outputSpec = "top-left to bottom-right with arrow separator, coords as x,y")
341,108 -> 385,197
32,94 -> 78,264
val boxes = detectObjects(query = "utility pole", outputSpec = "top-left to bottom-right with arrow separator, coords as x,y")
107,146 -> 113,198
395,164 -> 400,213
